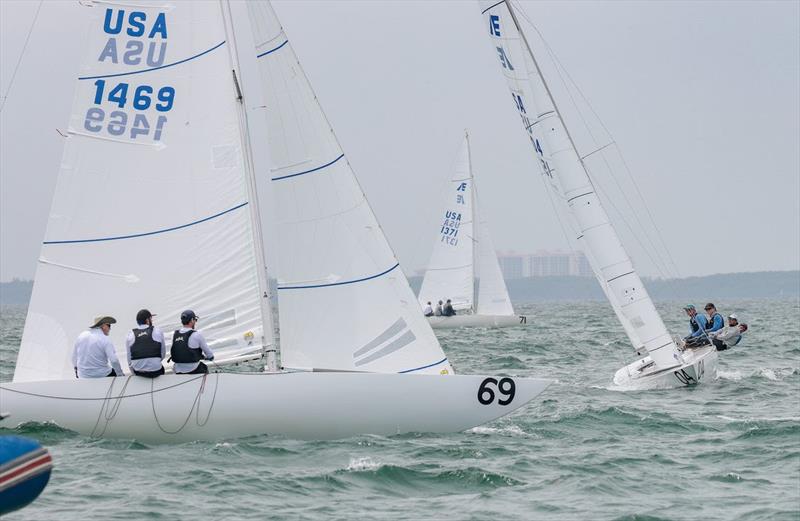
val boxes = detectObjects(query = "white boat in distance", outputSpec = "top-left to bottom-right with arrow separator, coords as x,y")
479,0 -> 716,389
419,132 -> 529,330
0,0 -> 551,442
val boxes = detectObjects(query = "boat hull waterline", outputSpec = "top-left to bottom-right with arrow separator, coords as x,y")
612,346 -> 718,390
427,315 -> 530,330
0,372 -> 551,443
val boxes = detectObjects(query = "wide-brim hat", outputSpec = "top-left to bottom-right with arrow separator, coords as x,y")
90,315 -> 117,328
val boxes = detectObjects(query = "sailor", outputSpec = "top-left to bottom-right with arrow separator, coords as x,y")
443,299 -> 456,317
125,309 -> 166,378
683,304 -> 708,341
171,310 -> 214,374
434,300 -> 444,316
71,315 -> 125,378
423,302 -> 434,317
703,303 -> 724,334
709,314 -> 748,351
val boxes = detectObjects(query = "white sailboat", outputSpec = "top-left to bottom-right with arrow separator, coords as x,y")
479,0 -> 716,389
419,132 -> 528,329
0,1 -> 551,442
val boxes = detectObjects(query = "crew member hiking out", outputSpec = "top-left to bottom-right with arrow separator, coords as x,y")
171,310 -> 214,374
72,315 -> 125,378
126,309 -> 166,378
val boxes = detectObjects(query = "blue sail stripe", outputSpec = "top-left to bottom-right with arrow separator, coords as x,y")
271,154 -> 345,181
43,202 -> 248,245
399,357 -> 449,374
77,41 -> 226,81
277,263 -> 400,290
256,40 -> 289,58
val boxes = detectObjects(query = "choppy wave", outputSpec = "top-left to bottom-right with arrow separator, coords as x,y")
1,300 -> 798,521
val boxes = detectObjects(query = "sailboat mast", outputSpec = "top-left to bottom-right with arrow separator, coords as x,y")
220,0 -> 277,371
503,1 -> 587,176
465,130 -> 478,313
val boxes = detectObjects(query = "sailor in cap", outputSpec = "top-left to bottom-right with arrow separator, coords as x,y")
71,315 -> 125,378
171,310 -> 214,374
125,309 -> 166,378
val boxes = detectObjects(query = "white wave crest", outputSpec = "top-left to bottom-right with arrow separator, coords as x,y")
346,456 -> 381,472
468,425 -> 529,437
717,370 -> 743,381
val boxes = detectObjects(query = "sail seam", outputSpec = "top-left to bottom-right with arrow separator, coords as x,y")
277,263 -> 400,290
43,202 -> 248,244
78,41 -> 226,80
399,357 -> 449,373
270,154 -> 345,181
256,40 -> 289,58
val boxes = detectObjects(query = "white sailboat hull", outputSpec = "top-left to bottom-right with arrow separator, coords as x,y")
612,345 -> 718,390
0,372 -> 551,443
427,314 -> 529,329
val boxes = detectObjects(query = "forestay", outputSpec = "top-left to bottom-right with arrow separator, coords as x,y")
479,1 -> 680,368
14,1 -> 272,382
246,1 -> 452,375
418,136 -> 475,312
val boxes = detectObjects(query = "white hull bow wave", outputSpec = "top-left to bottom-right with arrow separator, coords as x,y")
419,132 -> 529,329
479,1 -> 714,388
1,0 -> 551,441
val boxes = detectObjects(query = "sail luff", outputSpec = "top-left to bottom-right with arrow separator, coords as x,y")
482,0 -> 681,369
466,130 -> 477,312
219,0 -> 276,368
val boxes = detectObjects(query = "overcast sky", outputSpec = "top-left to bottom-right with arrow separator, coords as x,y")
1,0 -> 798,282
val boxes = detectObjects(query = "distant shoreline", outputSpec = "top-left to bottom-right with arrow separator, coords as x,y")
2,270 -> 798,306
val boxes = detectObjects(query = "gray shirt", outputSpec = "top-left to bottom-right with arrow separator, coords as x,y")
71,328 -> 124,378
173,327 -> 214,374
125,324 -> 166,373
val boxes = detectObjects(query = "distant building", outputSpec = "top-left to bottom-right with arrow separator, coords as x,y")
497,250 -> 593,279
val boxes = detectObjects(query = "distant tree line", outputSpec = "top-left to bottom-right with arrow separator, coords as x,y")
2,271 -> 798,306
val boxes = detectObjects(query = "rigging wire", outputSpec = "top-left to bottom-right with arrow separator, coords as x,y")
0,0 -> 44,115
512,3 -> 684,292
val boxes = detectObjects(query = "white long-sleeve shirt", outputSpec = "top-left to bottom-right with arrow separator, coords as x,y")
125,325 -> 166,373
172,327 -> 214,374
71,328 -> 124,378
711,326 -> 744,347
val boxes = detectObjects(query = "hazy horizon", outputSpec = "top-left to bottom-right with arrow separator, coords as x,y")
2,0 -> 798,282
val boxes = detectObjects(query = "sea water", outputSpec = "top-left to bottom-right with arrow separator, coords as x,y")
1,299 -> 798,521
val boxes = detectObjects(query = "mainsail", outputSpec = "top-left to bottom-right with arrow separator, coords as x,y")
418,136 -> 475,312
14,1 -> 272,382
479,0 -> 681,369
246,1 -> 452,375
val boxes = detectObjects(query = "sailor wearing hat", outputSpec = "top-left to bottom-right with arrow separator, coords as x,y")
171,310 -> 214,374
71,315 -> 125,378
125,309 -> 166,378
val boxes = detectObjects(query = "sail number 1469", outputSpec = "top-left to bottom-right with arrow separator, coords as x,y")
83,79 -> 174,141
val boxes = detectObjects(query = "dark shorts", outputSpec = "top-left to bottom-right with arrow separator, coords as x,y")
133,366 -> 165,378
712,338 -> 729,351
177,362 -> 208,375
106,369 -> 117,377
